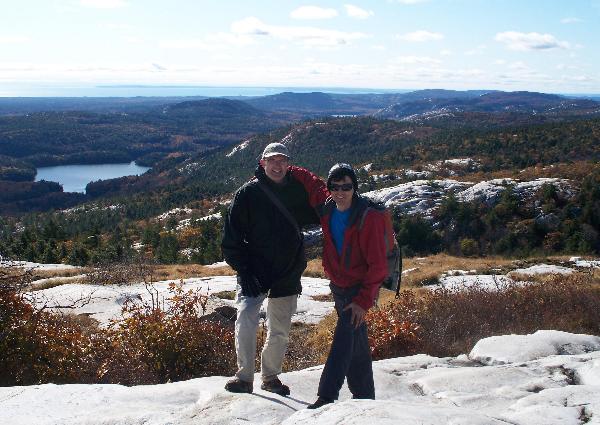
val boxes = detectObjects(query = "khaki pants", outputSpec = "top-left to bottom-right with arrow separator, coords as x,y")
234,288 -> 298,382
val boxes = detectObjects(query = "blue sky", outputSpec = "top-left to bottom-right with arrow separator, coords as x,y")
1,0 -> 599,94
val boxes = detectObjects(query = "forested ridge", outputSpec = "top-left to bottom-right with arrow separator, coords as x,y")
1,113 -> 600,265
1,91 -> 600,266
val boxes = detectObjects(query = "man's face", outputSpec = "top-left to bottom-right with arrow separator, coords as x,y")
260,154 -> 289,184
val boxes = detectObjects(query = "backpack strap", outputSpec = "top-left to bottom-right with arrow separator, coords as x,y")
256,181 -> 301,239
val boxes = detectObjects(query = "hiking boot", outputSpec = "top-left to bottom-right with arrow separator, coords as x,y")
260,377 -> 290,396
307,397 -> 333,409
224,378 -> 253,394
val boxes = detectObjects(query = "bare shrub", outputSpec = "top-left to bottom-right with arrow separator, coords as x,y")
1,263 -> 236,386
0,284 -> 98,385
368,272 -> 600,359
86,259 -> 156,286
105,282 -> 236,383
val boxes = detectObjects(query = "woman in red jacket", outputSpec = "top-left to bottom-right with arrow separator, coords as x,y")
290,163 -> 388,409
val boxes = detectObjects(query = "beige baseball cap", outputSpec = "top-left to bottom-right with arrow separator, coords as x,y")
261,142 -> 290,159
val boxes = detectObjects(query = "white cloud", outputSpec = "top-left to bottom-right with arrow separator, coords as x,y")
101,23 -> 133,31
231,17 -> 270,35
159,33 -> 254,50
464,44 -> 487,56
290,6 -> 338,20
560,17 -> 582,24
556,63 -> 580,71
345,4 -> 374,19
2,58 -> 597,93
567,75 -> 592,82
392,56 -> 442,65
231,17 -> 368,47
79,0 -> 128,8
397,30 -> 444,42
440,49 -> 452,56
125,37 -> 143,44
394,0 -> 429,4
508,61 -> 530,71
0,36 -> 29,44
495,31 -> 570,51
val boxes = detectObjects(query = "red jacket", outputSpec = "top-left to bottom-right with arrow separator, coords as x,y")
290,166 -> 388,310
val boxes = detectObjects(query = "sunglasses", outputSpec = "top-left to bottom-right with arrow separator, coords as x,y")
329,183 -> 354,192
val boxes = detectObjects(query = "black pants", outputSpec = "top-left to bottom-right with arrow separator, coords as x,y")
317,283 -> 375,400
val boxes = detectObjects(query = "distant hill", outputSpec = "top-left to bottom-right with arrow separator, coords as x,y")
115,113 -> 599,204
375,91 -> 600,120
243,91 -> 408,116
0,96 -> 210,115
0,98 -> 290,170
163,98 -> 265,118
2,89 -> 600,213
243,91 -> 338,111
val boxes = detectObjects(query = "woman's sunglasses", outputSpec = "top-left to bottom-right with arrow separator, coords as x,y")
329,183 -> 354,192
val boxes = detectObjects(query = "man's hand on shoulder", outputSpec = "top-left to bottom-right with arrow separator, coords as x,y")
289,166 -> 329,207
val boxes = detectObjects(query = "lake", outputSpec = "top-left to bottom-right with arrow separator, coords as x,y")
35,162 -> 150,193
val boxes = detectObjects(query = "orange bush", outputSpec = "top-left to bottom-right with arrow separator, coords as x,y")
367,305 -> 421,360
1,277 -> 236,386
0,289 -> 97,385
368,273 -> 600,359
107,282 -> 236,382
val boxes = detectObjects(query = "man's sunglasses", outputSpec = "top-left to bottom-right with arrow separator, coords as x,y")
328,183 -> 354,192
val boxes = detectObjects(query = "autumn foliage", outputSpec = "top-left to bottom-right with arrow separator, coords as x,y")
367,272 -> 600,359
0,273 -> 235,386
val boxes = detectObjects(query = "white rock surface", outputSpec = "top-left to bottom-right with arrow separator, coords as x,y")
470,330 -> 600,365
27,276 -> 333,326
2,331 -> 600,425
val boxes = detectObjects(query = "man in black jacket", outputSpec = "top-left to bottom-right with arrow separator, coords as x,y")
221,142 -> 319,396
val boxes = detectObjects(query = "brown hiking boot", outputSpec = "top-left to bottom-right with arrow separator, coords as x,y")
307,396 -> 334,409
260,377 -> 290,396
224,378 -> 253,394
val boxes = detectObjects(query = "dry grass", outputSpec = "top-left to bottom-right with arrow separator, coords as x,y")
282,322 -> 328,372
298,269 -> 600,365
401,253 -> 515,287
370,271 -> 600,359
153,263 -> 235,280
294,254 -> 600,366
212,290 -> 236,300
311,294 -> 334,302
29,267 -> 91,280
30,275 -> 88,291
303,259 -> 326,278
295,312 -> 338,367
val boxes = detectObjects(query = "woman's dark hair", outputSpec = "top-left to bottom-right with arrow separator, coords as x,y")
327,163 -> 358,191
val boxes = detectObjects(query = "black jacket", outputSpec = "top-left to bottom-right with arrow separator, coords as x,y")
221,166 -> 320,297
